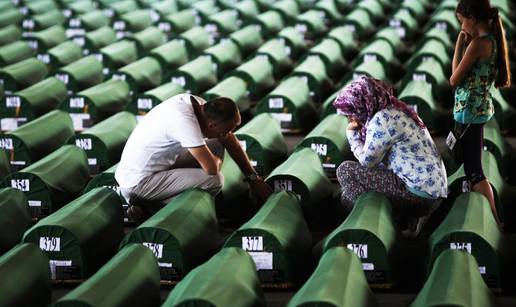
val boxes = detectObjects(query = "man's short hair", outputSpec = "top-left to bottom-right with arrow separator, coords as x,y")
204,97 -> 239,123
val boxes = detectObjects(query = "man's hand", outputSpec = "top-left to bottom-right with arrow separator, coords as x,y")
249,178 -> 273,201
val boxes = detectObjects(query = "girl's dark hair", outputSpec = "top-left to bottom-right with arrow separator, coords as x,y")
456,0 -> 511,88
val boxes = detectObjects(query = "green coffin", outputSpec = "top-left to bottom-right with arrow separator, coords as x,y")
482,119 -> 508,173
323,191 -> 396,287
149,39 -> 189,79
287,247 -> 378,307
407,39 -> 451,73
0,188 -> 30,252
0,243 -> 51,306
398,79 -> 444,132
296,114 -> 351,178
401,0 -> 427,19
82,26 -> 117,53
102,0 -> 140,19
256,38 -> 293,79
327,26 -> 359,61
373,28 -> 404,55
426,9 -> 460,37
23,187 -> 124,281
25,0 -> 58,15
295,10 -> 327,39
0,40 -> 34,67
0,77 -> 67,128
150,0 -> 179,17
219,150 -> 248,205
190,0 -> 220,22
113,57 -> 162,93
204,76 -> 250,113
54,55 -> 104,93
342,8 -> 375,39
1,145 -> 90,220
357,0 -> 385,21
411,250 -> 500,307
70,10 -> 110,31
203,40 -> 242,77
308,38 -> 346,79
0,149 -> 9,179
429,192 -> 503,290
52,244 -> 161,307
226,0 -> 259,22
314,0 -> 343,23
403,58 -> 449,103
163,247 -> 265,307
255,76 -> 317,132
71,111 -> 137,174
22,10 -> 65,32
278,27 -> 307,59
320,90 -> 338,119
157,9 -> 197,37
389,9 -> 417,38
491,87 -> 516,131
355,39 -> 400,80
62,79 -> 131,131
232,55 -> 276,100
252,11 -> 285,38
0,9 -> 23,28
125,27 -> 167,57
291,55 -> 333,100
43,41 -> 83,71
170,55 -> 217,93
0,24 -> 21,46
62,1 -> 97,16
0,57 -> 48,93
352,60 -> 387,82
112,10 -> 153,33
266,148 -> 334,209
224,191 -> 312,287
98,40 -> 139,75
235,113 -> 287,176
205,10 -> 241,37
2,110 -> 74,171
179,26 -> 213,56
121,189 -> 219,282
129,82 -> 184,117
419,27 -> 454,51
229,25 -> 263,58
22,26 -> 66,53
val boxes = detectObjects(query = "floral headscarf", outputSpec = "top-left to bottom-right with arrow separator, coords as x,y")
333,76 -> 426,141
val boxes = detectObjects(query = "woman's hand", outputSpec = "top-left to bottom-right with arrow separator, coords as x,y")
347,119 -> 362,131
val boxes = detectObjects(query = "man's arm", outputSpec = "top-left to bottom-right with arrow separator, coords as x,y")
187,145 -> 222,175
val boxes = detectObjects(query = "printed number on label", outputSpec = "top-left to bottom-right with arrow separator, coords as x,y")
242,236 -> 263,251
40,237 -> 60,252
347,244 -> 368,259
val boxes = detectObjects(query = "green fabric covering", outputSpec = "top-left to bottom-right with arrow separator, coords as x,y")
71,111 -> 137,174
403,58 -> 449,102
296,114 -> 350,178
170,55 -> 217,93
235,113 -> 287,176
427,9 -> 460,37
314,0 -> 343,23
205,10 -> 240,35
0,25 -> 21,46
295,10 -> 327,38
24,10 -> 65,32
83,26 -> 117,52
374,28 -> 404,53
0,149 -> 9,180
411,250 -> 500,307
204,76 -> 250,113
0,41 -> 33,66
483,119 -> 506,166
121,189 -> 219,282
428,192 -> 503,289
327,26 -> 358,60
158,9 -> 197,36
23,26 -> 66,52
389,9 -> 417,37
343,8 -> 374,39
229,0 -> 259,21
52,244 -> 161,307
64,1 -> 97,16
163,247 -> 265,307
447,151 -> 513,224
352,60 -> 387,82
104,0 -> 140,19
150,40 -> 189,79
114,10 -> 153,33
1,145 -> 90,219
308,38 -> 346,78
46,41 -> 83,70
255,76 -> 317,132
256,38 -> 293,78
26,0 -> 58,14
287,247 -> 378,307
0,9 -> 23,28
55,55 -> 104,92
99,40 -> 139,72
23,187 -> 124,280
229,25 -> 263,58
266,148 -> 333,208
291,55 -> 332,99
126,27 -> 166,57
357,0 -> 384,21
232,55 -> 275,100
401,0 -> 426,19
278,27 -> 307,59
220,150 -> 248,202
203,40 -> 242,77
190,0 -> 220,21
0,188 -> 30,252
419,28 -> 454,51
75,10 -> 110,31
0,58 -> 48,93
129,82 -> 184,116
398,79 -> 439,131
0,2 -> 14,12
63,79 -> 131,130
83,163 -> 120,196
323,192 -> 396,286
252,11 -> 285,38
179,26 -> 212,56
114,57 -> 162,93
321,90 -> 338,119
356,39 -> 398,78
0,77 -> 67,122
3,110 -> 74,170
491,87 -> 516,131
0,243 -> 51,306
407,39 -> 450,73
150,0 -> 179,16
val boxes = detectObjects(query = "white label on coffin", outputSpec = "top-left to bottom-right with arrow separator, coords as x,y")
70,97 -> 85,108
364,54 -> 377,63
311,143 -> 327,156
113,21 -> 126,31
413,73 -> 427,82
22,19 -> 34,30
6,96 -> 21,108
69,18 -> 82,28
158,22 -> 171,32
19,6 -> 28,15
0,138 -> 13,150
171,76 -> 186,87
274,180 -> 292,192
347,244 -> 368,259
62,9 -> 72,18
76,138 -> 92,150
40,237 -> 61,252
205,24 -> 218,34
55,73 -> 69,84
242,236 -> 263,251
150,10 -> 160,22
248,252 -> 273,270
396,27 -> 406,38
1,118 -> 21,131
49,260 -> 72,280
93,53 -> 103,63
37,53 -> 50,64
362,263 -> 374,271
389,19 -> 401,28
11,179 -> 29,191
450,242 -> 472,254
70,113 -> 91,131
143,242 -> 164,259
322,163 -> 336,168
158,262 -> 172,268
28,200 -> 41,207
435,22 -> 448,31
66,29 -> 85,38
268,97 -> 284,109
270,113 -> 292,123
27,40 -> 38,50
112,74 -> 126,81
10,160 -> 26,166
88,158 -> 97,166
295,23 -> 307,34
344,24 -> 356,33
137,98 -> 153,110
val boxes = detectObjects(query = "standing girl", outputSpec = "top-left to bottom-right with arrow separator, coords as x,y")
450,0 -> 511,228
